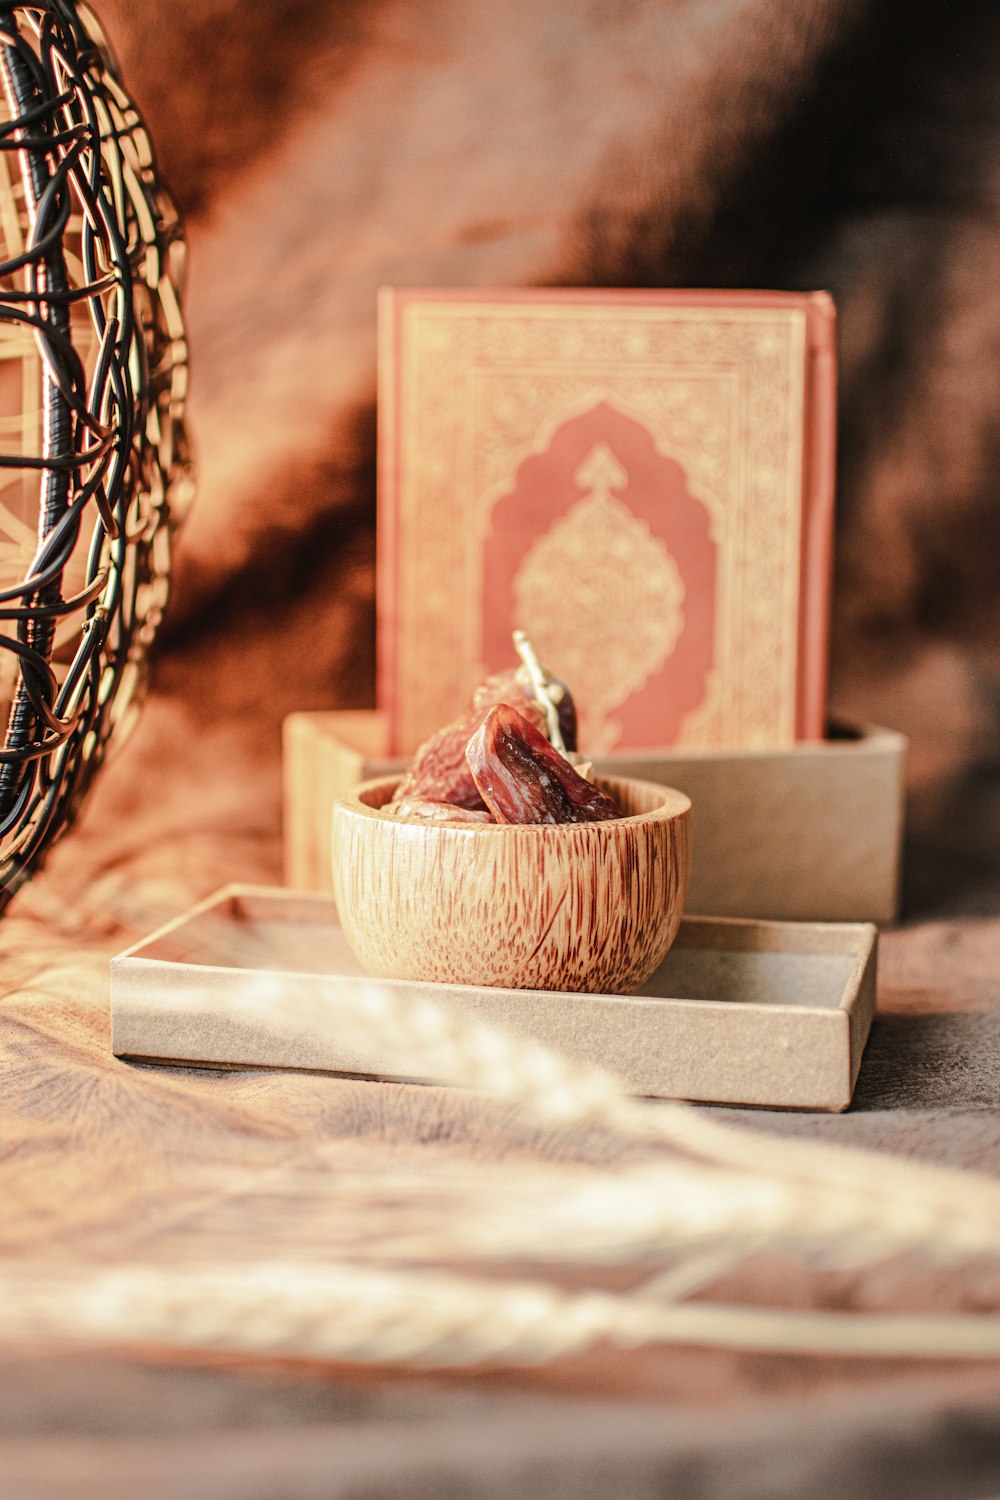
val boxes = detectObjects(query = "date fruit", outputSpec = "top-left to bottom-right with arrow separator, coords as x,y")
466,704 -> 619,825
471,667 -> 577,753
391,682 -> 548,809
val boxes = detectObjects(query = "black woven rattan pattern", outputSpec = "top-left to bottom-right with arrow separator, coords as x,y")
0,1 -> 190,906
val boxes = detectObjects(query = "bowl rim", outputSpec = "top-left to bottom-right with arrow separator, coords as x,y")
334,772 -> 691,831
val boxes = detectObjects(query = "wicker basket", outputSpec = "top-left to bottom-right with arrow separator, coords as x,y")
0,0 -> 191,905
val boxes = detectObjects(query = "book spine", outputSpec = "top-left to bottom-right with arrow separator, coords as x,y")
797,291 -> 837,740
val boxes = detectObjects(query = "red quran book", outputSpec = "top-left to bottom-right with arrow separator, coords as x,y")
377,288 -> 836,758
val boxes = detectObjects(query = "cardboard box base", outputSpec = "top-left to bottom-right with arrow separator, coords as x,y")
111,885 -> 877,1112
283,711 -> 905,924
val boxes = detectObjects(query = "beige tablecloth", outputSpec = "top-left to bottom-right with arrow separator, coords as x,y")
0,681 -> 998,1496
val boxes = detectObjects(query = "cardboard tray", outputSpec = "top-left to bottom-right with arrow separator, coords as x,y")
282,709 -> 906,924
111,885 -> 878,1112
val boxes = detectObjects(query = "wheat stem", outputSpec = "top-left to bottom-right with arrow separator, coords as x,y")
2,1260 -> 998,1366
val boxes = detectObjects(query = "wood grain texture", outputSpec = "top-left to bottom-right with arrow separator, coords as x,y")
332,775 -> 690,993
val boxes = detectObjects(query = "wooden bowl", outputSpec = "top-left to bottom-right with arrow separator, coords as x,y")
331,775 -> 691,994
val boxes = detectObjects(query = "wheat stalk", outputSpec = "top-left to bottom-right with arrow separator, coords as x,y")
2,1259 -> 999,1366
173,1142 -> 999,1274
212,960 -> 1000,1265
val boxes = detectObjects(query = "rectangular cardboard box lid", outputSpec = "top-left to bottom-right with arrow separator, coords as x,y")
112,885 -> 877,1113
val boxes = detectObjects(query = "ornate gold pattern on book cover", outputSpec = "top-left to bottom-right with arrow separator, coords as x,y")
512,444 -> 686,754
389,297 -> 809,754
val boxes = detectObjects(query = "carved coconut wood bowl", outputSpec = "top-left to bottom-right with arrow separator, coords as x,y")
331,775 -> 691,993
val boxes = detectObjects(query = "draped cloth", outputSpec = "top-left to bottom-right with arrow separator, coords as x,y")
2,0 -> 1000,1491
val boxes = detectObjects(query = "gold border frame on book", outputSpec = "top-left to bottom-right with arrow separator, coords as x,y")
378,288 -> 835,756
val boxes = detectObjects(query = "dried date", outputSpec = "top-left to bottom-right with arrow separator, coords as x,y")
471,667 -> 577,753
391,683 -> 548,809
465,704 -> 619,825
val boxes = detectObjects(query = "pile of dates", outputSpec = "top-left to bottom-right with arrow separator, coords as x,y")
389,660 -> 620,826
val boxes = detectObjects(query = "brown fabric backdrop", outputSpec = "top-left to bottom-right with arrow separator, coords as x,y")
93,0 -> 1000,917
